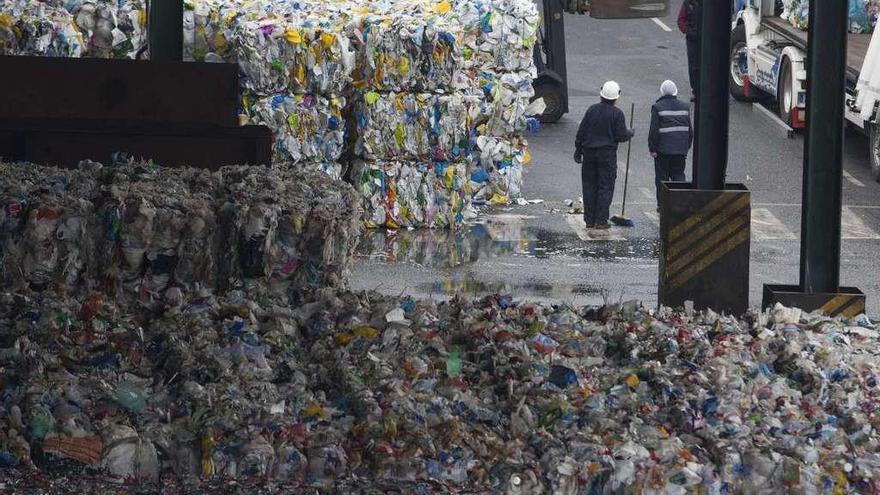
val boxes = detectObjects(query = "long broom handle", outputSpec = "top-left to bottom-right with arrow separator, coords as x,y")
621,102 -> 635,216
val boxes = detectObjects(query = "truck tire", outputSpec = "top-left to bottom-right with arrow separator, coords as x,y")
730,24 -> 756,102
532,81 -> 565,123
777,57 -> 794,126
871,124 -> 880,181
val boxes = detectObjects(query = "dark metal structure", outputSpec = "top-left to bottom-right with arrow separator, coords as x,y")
0,0 -> 271,169
532,0 -> 668,123
693,0 -> 731,189
763,0 -> 866,316
658,0 -> 750,314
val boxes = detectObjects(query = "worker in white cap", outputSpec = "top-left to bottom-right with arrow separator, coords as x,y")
648,80 -> 693,202
574,81 -> 634,229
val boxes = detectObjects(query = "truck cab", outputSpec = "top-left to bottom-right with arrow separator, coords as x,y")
731,0 -> 880,180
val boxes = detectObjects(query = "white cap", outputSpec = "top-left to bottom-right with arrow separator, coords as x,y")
600,81 -> 621,101
661,80 -> 678,97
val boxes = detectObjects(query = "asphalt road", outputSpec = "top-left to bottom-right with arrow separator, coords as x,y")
350,9 -> 880,316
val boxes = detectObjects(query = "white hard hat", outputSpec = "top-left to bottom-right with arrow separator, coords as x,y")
661,80 -> 678,97
600,81 -> 621,101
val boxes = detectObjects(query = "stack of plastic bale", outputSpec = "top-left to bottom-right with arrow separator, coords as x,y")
351,0 -> 541,229
0,161 -> 361,306
187,0 -> 353,176
0,0 -> 145,58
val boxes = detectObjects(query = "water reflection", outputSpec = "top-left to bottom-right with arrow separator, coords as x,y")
355,214 -> 659,268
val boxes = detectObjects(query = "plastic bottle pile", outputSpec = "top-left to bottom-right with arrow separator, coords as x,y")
1,285 -> 878,493
0,0 -> 146,58
781,0 -> 880,33
0,161 -> 362,305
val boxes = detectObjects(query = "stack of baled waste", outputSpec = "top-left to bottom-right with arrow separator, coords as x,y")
1,284 -> 878,493
187,0 -> 353,174
351,0 -> 542,228
0,161 -> 361,305
0,0 -> 146,58
187,0 -> 542,229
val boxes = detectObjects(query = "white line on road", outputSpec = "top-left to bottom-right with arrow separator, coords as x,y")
639,187 -> 656,200
751,208 -> 797,241
841,207 -> 880,239
565,215 -> 626,241
843,170 -> 866,187
651,17 -> 673,32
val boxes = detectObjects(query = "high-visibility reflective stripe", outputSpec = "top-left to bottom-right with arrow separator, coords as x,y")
659,126 -> 690,133
658,110 -> 690,116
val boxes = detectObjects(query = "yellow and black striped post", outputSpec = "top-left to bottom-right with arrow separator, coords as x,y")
763,286 -> 866,318
659,182 -> 751,314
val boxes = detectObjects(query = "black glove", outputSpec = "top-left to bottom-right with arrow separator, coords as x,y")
574,152 -> 583,164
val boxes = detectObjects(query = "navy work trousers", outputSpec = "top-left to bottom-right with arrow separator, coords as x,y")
654,154 -> 687,199
581,149 -> 617,226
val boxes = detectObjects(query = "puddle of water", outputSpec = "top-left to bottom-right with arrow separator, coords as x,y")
355,223 -> 660,268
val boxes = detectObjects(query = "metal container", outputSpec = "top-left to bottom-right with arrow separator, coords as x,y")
659,182 -> 751,315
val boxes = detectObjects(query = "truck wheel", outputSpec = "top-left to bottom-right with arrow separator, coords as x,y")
871,124 -> 880,181
729,24 -> 756,102
777,57 -> 794,126
532,81 -> 565,123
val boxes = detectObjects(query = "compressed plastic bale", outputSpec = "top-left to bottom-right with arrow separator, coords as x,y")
215,165 -> 361,290
63,0 -> 147,58
356,160 -> 472,229
454,0 -> 540,72
461,68 -> 541,138
0,164 -> 98,293
188,0 -> 356,95
241,93 -> 346,165
0,2 -> 85,57
351,9 -> 461,92
472,135 -> 529,201
354,92 -> 475,162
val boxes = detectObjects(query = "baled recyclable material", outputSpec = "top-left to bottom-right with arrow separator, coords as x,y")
356,160 -> 473,229
241,93 -> 347,164
0,161 -> 361,301
0,0 -> 145,58
0,1 -> 84,57
1,284 -> 878,493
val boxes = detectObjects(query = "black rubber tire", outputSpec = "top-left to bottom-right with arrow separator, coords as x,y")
532,81 -> 565,123
777,57 -> 794,126
870,124 -> 880,182
729,24 -> 757,102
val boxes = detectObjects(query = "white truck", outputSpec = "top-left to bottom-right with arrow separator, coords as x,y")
730,0 -> 880,180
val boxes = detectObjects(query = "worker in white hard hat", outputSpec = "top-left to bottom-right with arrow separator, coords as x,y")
649,80 -> 693,202
574,81 -> 634,229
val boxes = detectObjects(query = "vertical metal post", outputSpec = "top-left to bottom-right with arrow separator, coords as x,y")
799,0 -> 847,293
545,0 -> 570,115
693,1 -> 731,190
149,0 -> 183,61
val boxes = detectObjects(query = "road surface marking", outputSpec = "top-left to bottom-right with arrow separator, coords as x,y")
644,211 -> 660,226
843,170 -> 865,187
639,187 -> 656,200
565,215 -> 626,241
841,207 -> 880,239
751,208 -> 797,241
651,17 -> 673,32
